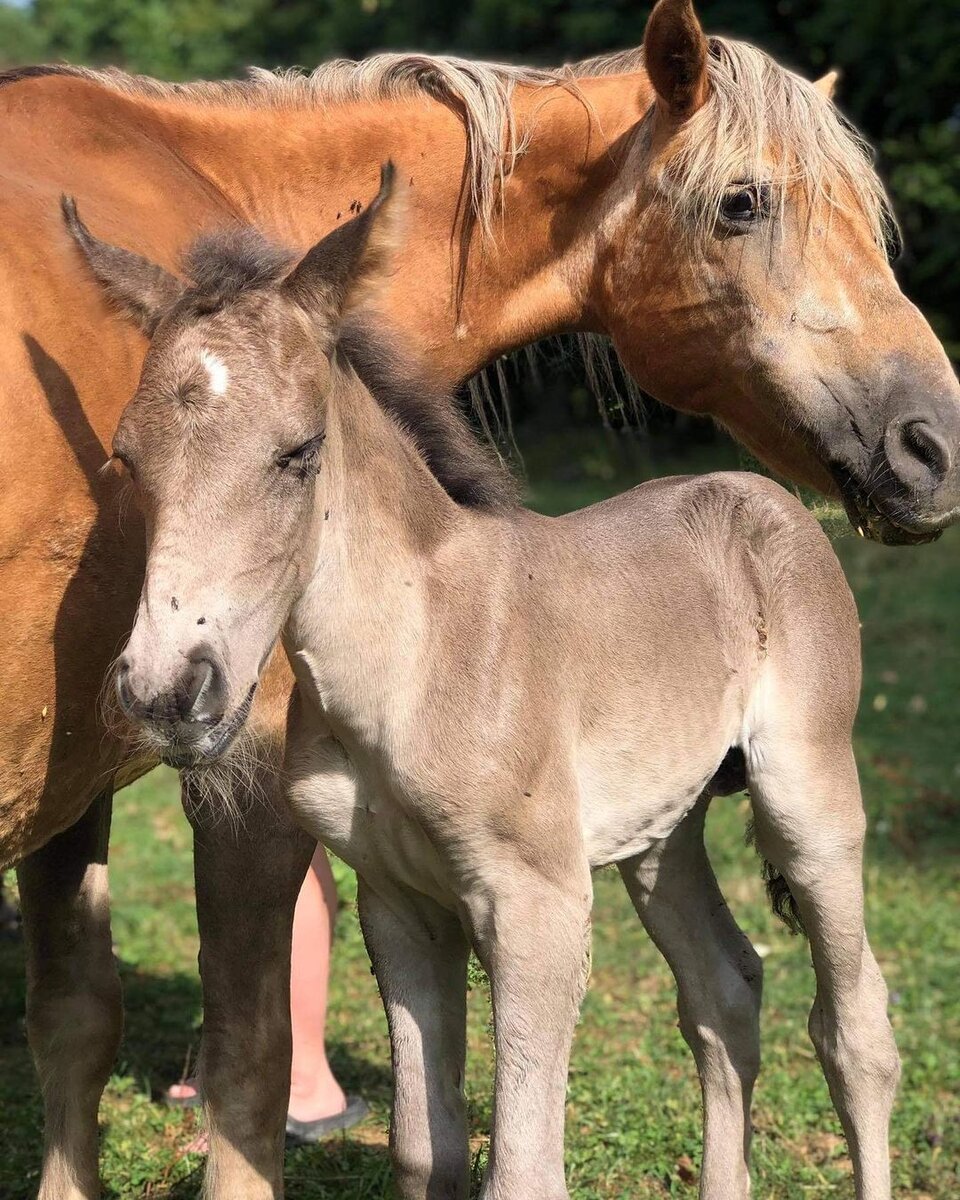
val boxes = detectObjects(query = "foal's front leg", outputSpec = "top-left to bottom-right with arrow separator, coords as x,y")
17,790 -> 122,1200
185,764 -> 314,1200
357,876 -> 471,1200
466,839 -> 592,1200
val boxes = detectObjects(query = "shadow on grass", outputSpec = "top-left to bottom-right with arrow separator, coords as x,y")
156,1140 -> 393,1200
1,940 -> 392,1200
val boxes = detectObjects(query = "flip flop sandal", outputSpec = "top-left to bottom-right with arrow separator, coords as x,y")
285,1095 -> 370,1144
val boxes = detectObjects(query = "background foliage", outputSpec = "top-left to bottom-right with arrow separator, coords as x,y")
1,0 -> 959,359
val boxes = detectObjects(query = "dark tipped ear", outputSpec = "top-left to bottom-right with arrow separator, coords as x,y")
61,196 -> 184,335
283,162 -> 401,339
644,0 -> 710,120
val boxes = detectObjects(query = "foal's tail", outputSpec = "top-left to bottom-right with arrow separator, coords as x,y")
744,820 -> 806,937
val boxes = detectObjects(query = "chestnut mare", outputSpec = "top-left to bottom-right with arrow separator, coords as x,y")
65,166 -> 899,1200
0,0 -> 956,1195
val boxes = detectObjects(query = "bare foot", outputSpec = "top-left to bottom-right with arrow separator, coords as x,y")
182,1130 -> 209,1155
170,1068 -> 351,1154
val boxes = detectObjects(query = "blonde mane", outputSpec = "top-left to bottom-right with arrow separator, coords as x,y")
11,38 -> 892,423
28,36 -> 892,251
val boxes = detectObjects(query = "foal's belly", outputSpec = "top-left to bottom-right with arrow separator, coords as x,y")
576,713 -> 740,869
579,776 -> 711,868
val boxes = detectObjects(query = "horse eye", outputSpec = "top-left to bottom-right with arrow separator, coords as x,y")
719,184 -> 771,226
112,449 -> 136,479
275,433 -> 325,478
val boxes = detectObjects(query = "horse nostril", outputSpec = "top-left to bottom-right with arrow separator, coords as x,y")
179,656 -> 226,726
886,417 -> 952,492
115,660 -> 135,715
900,420 -> 950,484
183,659 -> 212,713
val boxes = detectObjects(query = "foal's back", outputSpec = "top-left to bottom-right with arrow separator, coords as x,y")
507,470 -> 860,867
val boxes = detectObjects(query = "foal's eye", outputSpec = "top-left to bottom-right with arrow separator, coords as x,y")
112,449 -> 136,479
719,183 -> 772,227
275,433 -> 325,480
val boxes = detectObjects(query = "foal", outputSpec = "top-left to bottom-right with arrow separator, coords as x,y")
65,171 -> 899,1200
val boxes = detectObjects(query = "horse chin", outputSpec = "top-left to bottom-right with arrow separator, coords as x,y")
832,467 -> 946,546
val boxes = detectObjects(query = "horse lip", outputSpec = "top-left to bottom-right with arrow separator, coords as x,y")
159,682 -> 258,769
829,462 -> 947,545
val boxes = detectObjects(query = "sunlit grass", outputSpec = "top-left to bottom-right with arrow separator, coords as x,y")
1,462 -> 957,1198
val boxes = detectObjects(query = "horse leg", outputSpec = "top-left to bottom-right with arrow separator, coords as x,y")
619,796 -> 761,1200
357,876 -> 471,1200
749,738 -> 899,1200
184,768 -> 315,1200
466,846 -> 592,1200
17,790 -> 122,1200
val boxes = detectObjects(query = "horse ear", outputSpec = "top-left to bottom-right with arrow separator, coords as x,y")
61,197 -> 184,336
643,0 -> 710,120
813,69 -> 840,100
283,162 -> 401,338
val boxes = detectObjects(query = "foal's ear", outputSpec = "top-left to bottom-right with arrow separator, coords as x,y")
643,0 -> 710,120
61,197 -> 184,336
283,161 -> 402,340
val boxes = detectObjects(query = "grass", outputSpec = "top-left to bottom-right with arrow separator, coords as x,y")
1,439 -> 958,1198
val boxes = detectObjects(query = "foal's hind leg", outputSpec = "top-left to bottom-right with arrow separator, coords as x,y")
619,795 -> 761,1200
357,877 -> 471,1200
17,790 -> 122,1200
749,737 -> 899,1200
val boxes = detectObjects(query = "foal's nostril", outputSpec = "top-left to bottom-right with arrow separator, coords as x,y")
885,417 -> 952,492
115,660 -> 135,715
178,656 -> 226,726
182,659 -> 213,715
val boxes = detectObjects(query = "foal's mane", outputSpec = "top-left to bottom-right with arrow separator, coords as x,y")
337,322 -> 519,511
177,226 -> 518,512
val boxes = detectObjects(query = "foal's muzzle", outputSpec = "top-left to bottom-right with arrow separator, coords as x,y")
116,652 -> 254,767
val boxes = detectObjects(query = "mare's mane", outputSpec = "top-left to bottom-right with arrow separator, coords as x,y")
0,39 -> 890,249
5,38 -> 893,422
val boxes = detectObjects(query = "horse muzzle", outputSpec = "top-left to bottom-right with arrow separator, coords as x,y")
116,651 -> 257,767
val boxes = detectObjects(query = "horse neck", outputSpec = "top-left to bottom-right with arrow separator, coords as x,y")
159,73 -> 648,384
285,366 -> 470,742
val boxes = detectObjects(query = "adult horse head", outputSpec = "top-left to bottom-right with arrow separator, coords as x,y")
10,0 -> 959,551
585,0 -> 960,543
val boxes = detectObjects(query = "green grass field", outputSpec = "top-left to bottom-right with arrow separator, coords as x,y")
1,449 -> 958,1199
